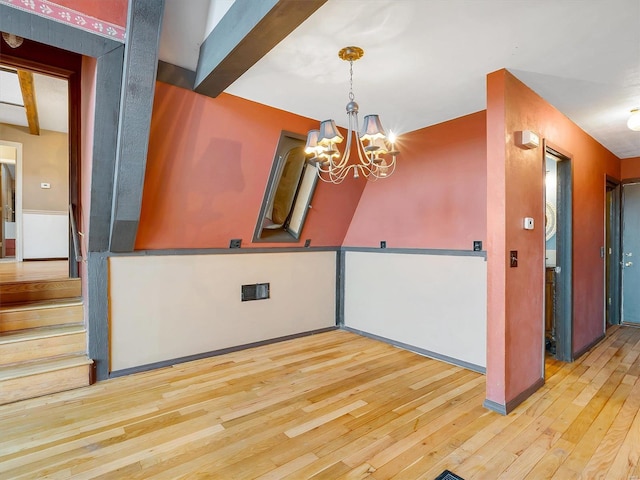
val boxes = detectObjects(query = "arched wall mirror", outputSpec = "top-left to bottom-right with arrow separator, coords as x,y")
253,131 -> 318,242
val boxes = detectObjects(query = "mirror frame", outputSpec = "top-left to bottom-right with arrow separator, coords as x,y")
253,131 -> 318,243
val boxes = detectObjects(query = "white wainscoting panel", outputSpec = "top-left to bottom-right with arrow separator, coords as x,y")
109,251 -> 337,371
344,251 -> 487,369
23,210 -> 68,259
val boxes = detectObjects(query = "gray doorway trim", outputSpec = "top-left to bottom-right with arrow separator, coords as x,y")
546,145 -> 573,362
606,178 -> 621,326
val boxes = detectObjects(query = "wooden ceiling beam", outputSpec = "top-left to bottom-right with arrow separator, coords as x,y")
16,69 -> 40,135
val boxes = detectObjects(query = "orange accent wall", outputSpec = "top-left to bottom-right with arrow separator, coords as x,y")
621,156 -> 640,179
136,82 -> 365,250
343,111 -> 487,249
50,0 -> 128,27
486,69 -> 621,408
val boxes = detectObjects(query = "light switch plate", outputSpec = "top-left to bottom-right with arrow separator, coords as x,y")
40,182 -> 51,189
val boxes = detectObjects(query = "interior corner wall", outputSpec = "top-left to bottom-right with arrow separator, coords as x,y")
486,69 -> 621,410
621,156 -> 640,179
341,111 -> 487,370
108,251 -> 336,372
136,82 -> 366,250
343,111 -> 487,250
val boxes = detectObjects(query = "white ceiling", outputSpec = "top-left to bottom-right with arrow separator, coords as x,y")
1,1 -> 638,159
159,0 -> 640,159
0,68 -> 68,134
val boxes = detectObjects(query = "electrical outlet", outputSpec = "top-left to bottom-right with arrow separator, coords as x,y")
510,250 -> 518,267
380,241 -> 386,249
304,239 -> 311,247
473,240 -> 482,251
229,239 -> 242,248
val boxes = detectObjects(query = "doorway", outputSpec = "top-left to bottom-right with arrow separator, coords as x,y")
0,141 -> 22,261
544,147 -> 573,362
0,63 -> 71,266
622,182 -> 640,324
605,180 -> 621,326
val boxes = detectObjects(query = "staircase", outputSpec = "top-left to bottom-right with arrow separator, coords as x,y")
0,277 -> 93,405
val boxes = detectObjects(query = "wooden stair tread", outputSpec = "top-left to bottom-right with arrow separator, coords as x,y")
0,354 -> 93,381
0,277 -> 80,287
0,297 -> 83,313
0,278 -> 81,304
0,324 -> 85,344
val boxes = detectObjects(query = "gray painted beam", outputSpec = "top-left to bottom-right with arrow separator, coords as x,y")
194,0 -> 327,97
109,0 -> 165,252
88,46 -> 125,252
157,60 -> 196,90
0,4 -> 121,57
87,253 -> 109,380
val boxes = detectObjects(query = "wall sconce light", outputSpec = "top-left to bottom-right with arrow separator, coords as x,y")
1,32 -> 24,49
515,130 -> 540,149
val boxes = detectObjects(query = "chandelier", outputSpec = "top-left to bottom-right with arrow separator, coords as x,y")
304,46 -> 399,184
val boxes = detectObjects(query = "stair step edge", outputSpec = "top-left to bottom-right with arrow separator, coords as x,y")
0,355 -> 93,381
0,297 -> 83,312
0,277 -> 80,286
0,324 -> 86,344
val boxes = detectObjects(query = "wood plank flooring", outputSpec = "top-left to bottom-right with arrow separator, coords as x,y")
0,260 -> 68,284
0,326 -> 639,479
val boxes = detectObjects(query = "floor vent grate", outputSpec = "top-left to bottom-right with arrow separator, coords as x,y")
435,470 -> 465,480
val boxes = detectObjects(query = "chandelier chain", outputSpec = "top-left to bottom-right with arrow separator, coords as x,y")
348,60 -> 354,102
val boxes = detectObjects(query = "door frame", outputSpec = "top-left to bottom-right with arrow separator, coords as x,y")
544,143 -> 573,362
0,140 -> 23,262
606,177 -> 622,326
621,179 -> 640,324
1,45 -> 80,277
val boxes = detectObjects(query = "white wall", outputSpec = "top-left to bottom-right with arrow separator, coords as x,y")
109,251 -> 336,371
344,251 -> 487,369
23,210 -> 68,259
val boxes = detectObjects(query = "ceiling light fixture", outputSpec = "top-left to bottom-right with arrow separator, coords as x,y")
628,108 -> 640,131
305,46 -> 399,184
1,32 -> 24,49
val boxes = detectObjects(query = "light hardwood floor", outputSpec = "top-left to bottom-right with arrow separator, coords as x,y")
0,260 -> 68,284
0,326 -> 639,479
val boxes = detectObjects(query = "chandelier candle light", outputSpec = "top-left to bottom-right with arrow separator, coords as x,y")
305,46 -> 399,183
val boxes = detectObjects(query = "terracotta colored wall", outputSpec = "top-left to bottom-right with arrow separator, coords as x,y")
50,0 -> 128,27
621,157 -> 640,179
79,55 -> 97,311
136,82 -> 365,249
486,69 -> 621,408
344,111 -> 487,249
